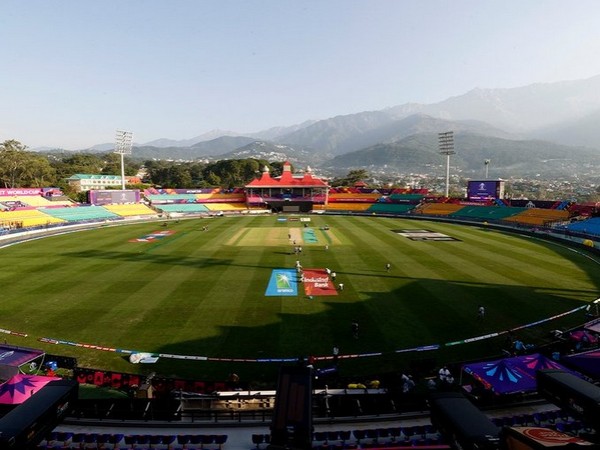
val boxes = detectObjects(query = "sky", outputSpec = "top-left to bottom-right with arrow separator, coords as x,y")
4,0 -> 600,150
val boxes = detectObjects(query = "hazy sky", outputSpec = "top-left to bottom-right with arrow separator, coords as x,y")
4,0 -> 600,150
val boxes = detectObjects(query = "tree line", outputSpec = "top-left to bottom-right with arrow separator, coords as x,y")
0,140 -> 297,193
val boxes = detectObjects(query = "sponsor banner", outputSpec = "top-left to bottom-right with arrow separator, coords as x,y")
508,427 -> 594,446
90,189 -> 140,205
303,269 -> 338,296
129,230 -> 175,242
277,218 -> 287,222
265,269 -> 298,296
0,188 -> 42,196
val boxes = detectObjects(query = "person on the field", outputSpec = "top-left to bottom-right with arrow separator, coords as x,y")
351,320 -> 359,339
385,263 -> 391,272
478,305 -> 485,320
332,345 -> 339,363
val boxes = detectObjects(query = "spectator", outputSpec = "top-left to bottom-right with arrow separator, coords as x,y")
439,366 -> 451,383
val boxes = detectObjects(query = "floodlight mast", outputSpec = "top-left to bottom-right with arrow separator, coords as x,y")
485,159 -> 490,178
114,130 -> 133,190
438,131 -> 455,197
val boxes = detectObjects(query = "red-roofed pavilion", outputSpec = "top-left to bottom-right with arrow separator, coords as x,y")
245,162 -> 329,212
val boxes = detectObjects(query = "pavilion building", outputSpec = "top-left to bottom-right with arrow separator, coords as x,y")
244,162 -> 329,213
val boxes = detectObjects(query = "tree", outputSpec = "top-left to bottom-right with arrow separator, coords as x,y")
52,153 -> 104,179
100,152 -> 138,176
0,140 -> 29,188
331,169 -> 370,187
24,155 -> 58,187
0,140 -> 59,188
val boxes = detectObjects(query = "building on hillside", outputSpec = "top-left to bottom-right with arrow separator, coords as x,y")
66,174 -> 142,192
245,162 -> 329,213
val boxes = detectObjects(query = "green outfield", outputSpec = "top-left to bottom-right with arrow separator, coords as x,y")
1,215 -> 599,384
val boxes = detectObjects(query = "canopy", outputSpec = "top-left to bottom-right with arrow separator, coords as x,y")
0,374 -> 61,405
462,353 -> 572,395
561,349 -> 600,378
0,345 -> 45,380
570,330 -> 599,344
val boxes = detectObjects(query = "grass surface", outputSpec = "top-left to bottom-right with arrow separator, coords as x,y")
1,215 -> 599,384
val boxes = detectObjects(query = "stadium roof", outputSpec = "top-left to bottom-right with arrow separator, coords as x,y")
245,162 -> 328,188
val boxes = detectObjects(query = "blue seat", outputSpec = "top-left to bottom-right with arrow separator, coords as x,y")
251,434 -> 264,449
313,431 -> 328,444
352,430 -> 366,444
327,431 -> 340,443
387,427 -> 402,442
108,433 -> 124,447
71,433 -> 85,447
339,430 -> 352,444
214,434 -> 228,449
178,434 -> 193,446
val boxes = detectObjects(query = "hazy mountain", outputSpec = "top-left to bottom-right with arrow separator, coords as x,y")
275,112 -> 516,157
37,74 -> 600,176
251,120 -> 318,141
322,132 -> 600,178
412,75 -> 600,133
218,140 -> 321,166
85,143 -> 116,152
142,129 -> 240,148
188,136 -> 257,156
529,108 -> 600,148
267,74 -> 600,156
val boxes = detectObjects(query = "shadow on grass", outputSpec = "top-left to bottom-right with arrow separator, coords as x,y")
141,277 -> 590,385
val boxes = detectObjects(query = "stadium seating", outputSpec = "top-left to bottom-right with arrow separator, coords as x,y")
564,217 -> 600,236
0,195 -> 68,207
203,203 -> 249,211
145,193 -> 199,203
414,203 -> 465,216
328,193 -> 382,203
388,193 -> 426,203
102,203 -> 157,217
325,203 -> 373,212
39,206 -> 120,222
503,208 -> 570,226
449,206 -> 525,221
155,204 -> 210,213
0,208 -> 65,228
367,204 -> 417,214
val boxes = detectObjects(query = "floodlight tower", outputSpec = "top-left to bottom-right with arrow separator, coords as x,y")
438,131 -> 455,197
115,130 -> 133,190
484,159 -> 490,178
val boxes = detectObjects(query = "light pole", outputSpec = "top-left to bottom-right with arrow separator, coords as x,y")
438,131 -> 455,197
115,130 -> 133,190
484,159 -> 490,179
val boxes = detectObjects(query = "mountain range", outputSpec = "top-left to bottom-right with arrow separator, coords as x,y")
50,74 -> 600,178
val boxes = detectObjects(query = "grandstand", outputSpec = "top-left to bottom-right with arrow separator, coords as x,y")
504,208 -> 571,226
39,206 -> 121,222
413,203 -> 465,216
0,195 -> 72,208
367,203 -> 418,214
203,203 -> 252,211
154,203 -> 210,214
449,205 -> 526,221
2,182 -> 600,448
325,202 -> 373,212
563,217 -> 600,237
0,208 -> 65,228
102,203 -> 157,217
